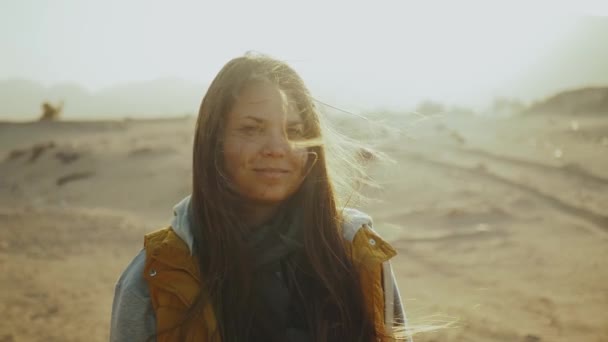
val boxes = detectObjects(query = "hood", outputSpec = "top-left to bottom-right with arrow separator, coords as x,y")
170,195 -> 374,255
341,207 -> 374,242
171,195 -> 196,254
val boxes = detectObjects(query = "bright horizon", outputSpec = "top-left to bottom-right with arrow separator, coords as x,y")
2,0 -> 608,116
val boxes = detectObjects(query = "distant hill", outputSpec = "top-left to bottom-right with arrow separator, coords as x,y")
524,86 -> 608,115
500,16 -> 608,104
0,78 -> 206,120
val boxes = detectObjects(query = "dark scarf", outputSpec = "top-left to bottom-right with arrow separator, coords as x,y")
243,207 -> 311,342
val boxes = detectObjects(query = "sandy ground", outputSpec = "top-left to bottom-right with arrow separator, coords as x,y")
0,112 -> 607,341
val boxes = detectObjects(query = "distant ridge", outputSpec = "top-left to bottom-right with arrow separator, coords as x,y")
524,86 -> 608,115
0,78 -> 206,119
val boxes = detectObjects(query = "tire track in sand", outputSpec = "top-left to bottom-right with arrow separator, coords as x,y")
457,147 -> 608,187
403,152 -> 608,233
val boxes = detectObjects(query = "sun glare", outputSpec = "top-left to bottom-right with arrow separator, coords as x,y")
0,0 -> 605,115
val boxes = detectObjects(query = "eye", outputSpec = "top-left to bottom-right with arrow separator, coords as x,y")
287,126 -> 305,139
239,125 -> 262,135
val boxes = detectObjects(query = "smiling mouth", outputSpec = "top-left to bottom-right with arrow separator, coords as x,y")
253,168 -> 290,178
253,168 -> 290,173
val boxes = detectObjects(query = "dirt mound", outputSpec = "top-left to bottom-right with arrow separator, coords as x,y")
4,141 -> 85,165
525,87 -> 608,116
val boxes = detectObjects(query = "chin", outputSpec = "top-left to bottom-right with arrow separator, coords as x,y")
246,189 -> 295,205
249,194 -> 290,205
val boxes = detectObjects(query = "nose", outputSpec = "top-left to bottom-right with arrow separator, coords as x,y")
261,129 -> 290,158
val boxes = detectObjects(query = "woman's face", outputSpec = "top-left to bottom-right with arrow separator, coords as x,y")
222,81 -> 310,204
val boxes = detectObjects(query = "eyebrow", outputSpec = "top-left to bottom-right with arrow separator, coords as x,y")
242,115 -> 303,125
243,115 -> 264,123
246,99 -> 271,104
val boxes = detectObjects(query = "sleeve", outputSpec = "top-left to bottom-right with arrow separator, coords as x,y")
110,249 -> 157,342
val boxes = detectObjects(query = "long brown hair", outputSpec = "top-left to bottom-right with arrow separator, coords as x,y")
187,53 -> 380,341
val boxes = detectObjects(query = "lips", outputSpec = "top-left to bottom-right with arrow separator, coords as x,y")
253,168 -> 290,179
253,168 -> 289,173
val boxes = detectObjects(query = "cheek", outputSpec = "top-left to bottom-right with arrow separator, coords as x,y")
223,140 -> 252,176
292,149 -> 312,175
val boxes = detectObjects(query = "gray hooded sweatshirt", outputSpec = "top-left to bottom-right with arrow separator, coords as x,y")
110,195 -> 411,341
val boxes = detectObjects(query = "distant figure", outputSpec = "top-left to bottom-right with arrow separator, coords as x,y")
110,53 -> 412,341
39,101 -> 63,121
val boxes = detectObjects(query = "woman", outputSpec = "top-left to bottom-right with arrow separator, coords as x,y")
110,53 -> 411,341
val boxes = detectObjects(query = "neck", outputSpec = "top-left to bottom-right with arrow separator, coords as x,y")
240,201 -> 282,228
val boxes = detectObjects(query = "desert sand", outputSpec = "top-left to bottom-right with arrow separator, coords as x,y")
0,110 -> 607,341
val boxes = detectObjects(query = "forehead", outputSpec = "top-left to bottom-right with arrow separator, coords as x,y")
230,81 -> 301,121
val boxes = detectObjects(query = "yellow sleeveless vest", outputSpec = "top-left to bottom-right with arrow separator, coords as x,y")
143,225 -> 397,341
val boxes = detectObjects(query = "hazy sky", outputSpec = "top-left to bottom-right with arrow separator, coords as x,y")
2,0 -> 608,109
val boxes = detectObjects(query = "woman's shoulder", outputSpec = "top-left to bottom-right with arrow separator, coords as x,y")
113,225 -> 190,302
341,208 -> 397,261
